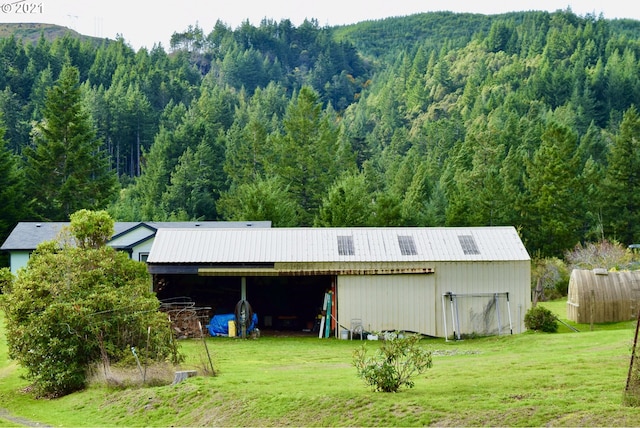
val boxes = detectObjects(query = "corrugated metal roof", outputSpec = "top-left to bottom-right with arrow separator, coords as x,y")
147,226 -> 530,264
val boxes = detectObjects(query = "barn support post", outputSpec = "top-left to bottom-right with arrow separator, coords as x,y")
241,277 -> 247,300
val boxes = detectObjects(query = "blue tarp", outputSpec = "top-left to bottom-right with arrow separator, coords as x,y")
207,313 -> 258,337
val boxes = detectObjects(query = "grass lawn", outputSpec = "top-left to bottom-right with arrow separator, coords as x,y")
1,301 -> 640,426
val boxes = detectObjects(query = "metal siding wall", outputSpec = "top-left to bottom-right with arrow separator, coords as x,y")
434,261 -> 531,336
337,274 -> 437,336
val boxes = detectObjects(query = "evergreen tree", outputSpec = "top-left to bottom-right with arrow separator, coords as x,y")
23,65 -> 117,220
217,176 -> 298,226
401,161 -> 435,226
0,123 -> 29,265
445,111 -> 514,227
0,87 -> 29,151
362,159 -> 404,227
314,171 -> 373,227
224,83 -> 287,187
601,106 -> 640,244
127,126 -> 174,220
28,66 -> 54,121
405,45 -> 429,115
521,121 -> 583,256
162,139 -> 224,220
268,86 -> 349,225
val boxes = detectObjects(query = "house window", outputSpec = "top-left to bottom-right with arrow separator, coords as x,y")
139,252 -> 149,262
458,235 -> 480,255
337,236 -> 355,256
398,235 -> 417,255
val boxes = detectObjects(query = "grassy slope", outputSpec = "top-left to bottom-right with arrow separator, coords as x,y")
1,303 -> 640,426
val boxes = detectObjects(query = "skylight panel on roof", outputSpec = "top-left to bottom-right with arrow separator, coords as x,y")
458,235 -> 480,255
397,235 -> 417,255
337,235 -> 355,256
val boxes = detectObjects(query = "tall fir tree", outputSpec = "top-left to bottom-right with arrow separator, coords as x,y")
23,65 -> 117,220
217,176 -> 299,227
0,123 -> 29,265
601,106 -> 640,244
224,83 -> 287,187
521,121 -> 583,256
314,171 -> 373,227
161,139 -> 224,220
268,86 -> 350,225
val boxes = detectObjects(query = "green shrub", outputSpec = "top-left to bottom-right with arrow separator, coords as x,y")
524,306 -> 559,333
0,267 -> 12,294
352,332 -> 432,392
1,211 -> 182,397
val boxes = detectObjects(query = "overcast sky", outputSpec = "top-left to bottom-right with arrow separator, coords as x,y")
1,0 -> 638,50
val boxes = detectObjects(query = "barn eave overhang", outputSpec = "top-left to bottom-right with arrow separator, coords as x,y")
148,261 -> 436,276
148,262 -> 274,275
197,266 -> 435,277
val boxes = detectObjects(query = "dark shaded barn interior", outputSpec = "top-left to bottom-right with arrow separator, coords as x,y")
153,274 -> 332,332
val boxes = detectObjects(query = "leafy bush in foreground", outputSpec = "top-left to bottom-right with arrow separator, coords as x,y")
353,332 -> 432,392
524,306 -> 559,333
1,210 -> 181,397
0,267 -> 11,294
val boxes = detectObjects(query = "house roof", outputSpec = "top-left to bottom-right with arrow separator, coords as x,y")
1,222 -> 74,251
0,221 -> 271,251
146,226 -> 530,264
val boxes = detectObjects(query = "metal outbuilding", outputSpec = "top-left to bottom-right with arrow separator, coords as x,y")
147,226 -> 531,338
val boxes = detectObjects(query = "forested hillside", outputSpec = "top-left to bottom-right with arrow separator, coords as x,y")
2,9 -> 640,262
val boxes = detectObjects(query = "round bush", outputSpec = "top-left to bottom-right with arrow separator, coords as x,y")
524,306 -> 559,332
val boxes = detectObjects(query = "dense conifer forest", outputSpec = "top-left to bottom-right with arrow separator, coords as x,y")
2,9 -> 640,263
